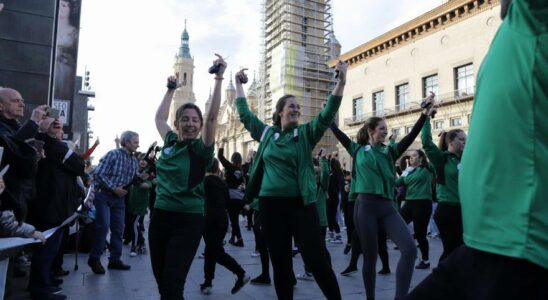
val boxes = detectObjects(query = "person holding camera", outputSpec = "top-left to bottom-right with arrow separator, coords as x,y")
27,117 -> 85,300
234,61 -> 347,300
329,93 -> 435,300
87,130 -> 140,274
148,54 -> 225,300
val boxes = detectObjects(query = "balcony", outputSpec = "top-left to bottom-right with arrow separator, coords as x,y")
344,87 -> 475,126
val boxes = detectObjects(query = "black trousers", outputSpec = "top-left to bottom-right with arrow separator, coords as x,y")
203,215 -> 244,283
149,209 -> 204,300
400,200 -> 432,261
345,201 -> 355,243
29,229 -> 65,298
434,203 -> 463,262
406,245 -> 548,300
304,226 -> 331,273
227,198 -> 243,240
327,193 -> 341,234
253,210 -> 270,277
348,226 -> 389,270
260,197 -> 341,300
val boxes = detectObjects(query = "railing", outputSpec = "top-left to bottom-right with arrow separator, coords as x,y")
344,87 -> 475,126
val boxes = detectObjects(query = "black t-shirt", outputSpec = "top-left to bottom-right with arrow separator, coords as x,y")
204,175 -> 229,218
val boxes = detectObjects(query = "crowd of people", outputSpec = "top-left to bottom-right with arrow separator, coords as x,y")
0,1 -> 546,300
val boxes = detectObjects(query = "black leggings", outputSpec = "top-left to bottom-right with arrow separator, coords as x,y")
260,197 -> 341,300
203,216 -> 244,283
327,193 -> 341,233
149,209 -> 204,300
434,203 -> 463,263
348,225 -> 390,271
400,200 -> 432,261
227,198 -> 243,240
304,226 -> 331,273
345,201 -> 355,243
253,210 -> 270,277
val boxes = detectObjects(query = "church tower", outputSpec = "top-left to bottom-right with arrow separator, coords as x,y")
170,20 -> 196,125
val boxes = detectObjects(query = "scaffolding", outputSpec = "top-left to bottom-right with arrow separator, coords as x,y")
258,0 -> 338,152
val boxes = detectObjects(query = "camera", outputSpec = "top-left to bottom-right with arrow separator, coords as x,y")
208,63 -> 222,74
47,108 -> 61,119
236,72 -> 248,84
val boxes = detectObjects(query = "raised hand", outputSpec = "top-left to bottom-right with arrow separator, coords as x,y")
235,68 -> 249,85
335,60 -> 349,82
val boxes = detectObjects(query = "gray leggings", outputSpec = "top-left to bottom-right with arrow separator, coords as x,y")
354,194 -> 417,300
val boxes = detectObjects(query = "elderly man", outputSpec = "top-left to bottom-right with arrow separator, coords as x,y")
88,131 -> 140,274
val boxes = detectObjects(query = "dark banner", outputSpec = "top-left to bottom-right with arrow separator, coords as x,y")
52,0 -> 82,126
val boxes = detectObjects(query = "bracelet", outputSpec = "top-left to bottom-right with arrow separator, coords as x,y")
214,77 -> 224,80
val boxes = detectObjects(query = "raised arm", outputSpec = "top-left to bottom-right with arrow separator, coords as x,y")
395,92 -> 436,155
307,61 -> 348,144
202,54 -> 227,147
217,147 -> 232,169
155,76 -> 178,141
234,69 -> 267,141
421,117 -> 445,167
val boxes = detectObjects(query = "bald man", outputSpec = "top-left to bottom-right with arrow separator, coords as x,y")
0,87 -> 48,140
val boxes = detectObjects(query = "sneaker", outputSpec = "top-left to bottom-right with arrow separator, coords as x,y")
251,251 -> 260,257
330,235 -> 343,244
340,266 -> 358,276
296,272 -> 314,281
250,274 -> 271,285
107,260 -> 131,270
129,251 -> 138,257
378,268 -> 391,275
87,259 -> 105,274
233,239 -> 244,247
228,237 -> 235,245
200,282 -> 212,295
343,244 -> 351,255
416,260 -> 430,269
137,246 -> 147,254
326,231 -> 334,241
231,273 -> 250,294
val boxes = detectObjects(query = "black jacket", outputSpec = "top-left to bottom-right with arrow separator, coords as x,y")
27,134 -> 85,230
203,175 -> 229,220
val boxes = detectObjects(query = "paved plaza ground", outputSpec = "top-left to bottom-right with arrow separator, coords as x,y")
9,217 -> 442,300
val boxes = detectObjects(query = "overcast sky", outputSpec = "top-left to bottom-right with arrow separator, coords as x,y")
77,0 -> 441,160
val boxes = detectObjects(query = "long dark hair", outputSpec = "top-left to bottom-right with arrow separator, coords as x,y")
231,152 -> 242,166
357,117 -> 383,145
415,149 -> 428,168
272,94 -> 295,127
438,129 -> 464,151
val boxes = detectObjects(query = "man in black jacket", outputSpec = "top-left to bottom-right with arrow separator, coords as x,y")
26,117 -> 85,300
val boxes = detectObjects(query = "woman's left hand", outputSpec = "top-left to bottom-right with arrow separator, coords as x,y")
213,53 -> 227,78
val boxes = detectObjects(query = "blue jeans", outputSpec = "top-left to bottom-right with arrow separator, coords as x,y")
90,191 -> 125,262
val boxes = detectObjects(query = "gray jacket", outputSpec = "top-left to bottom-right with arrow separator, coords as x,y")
0,210 -> 35,238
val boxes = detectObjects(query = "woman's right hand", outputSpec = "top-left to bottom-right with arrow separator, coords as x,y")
166,75 -> 181,90
335,60 -> 348,82
235,68 -> 248,85
423,92 -> 437,116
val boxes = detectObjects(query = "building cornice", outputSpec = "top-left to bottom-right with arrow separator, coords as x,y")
328,0 -> 500,67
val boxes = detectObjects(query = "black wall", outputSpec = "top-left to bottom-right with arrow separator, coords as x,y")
0,0 -> 56,116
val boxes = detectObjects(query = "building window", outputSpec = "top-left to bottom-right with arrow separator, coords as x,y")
434,120 -> 444,129
303,17 -> 308,24
423,74 -> 439,98
396,83 -> 409,111
392,128 -> 401,136
353,97 -> 363,120
405,126 -> 413,134
455,64 -> 474,96
372,91 -> 384,116
183,73 -> 187,86
301,34 -> 306,42
450,117 -> 463,127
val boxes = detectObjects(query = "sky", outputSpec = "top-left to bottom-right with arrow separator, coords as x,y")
77,0 -> 441,161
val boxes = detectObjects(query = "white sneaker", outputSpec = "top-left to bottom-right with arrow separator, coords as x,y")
296,273 -> 315,281
251,251 -> 260,257
129,251 -> 137,257
330,235 -> 343,244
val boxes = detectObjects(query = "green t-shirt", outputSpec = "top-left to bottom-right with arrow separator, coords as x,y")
460,0 -> 548,269
154,131 -> 214,214
395,167 -> 433,200
348,141 -> 400,200
259,127 -> 300,197
128,180 -> 151,215
421,118 -> 461,204
315,158 -> 329,227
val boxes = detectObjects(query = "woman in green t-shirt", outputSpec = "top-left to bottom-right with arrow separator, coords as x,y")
396,150 -> 434,269
234,63 -> 347,300
421,120 -> 466,262
148,55 -> 228,299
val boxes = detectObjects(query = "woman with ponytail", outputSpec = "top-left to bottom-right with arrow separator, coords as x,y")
421,123 -> 466,262
329,93 -> 436,300
234,61 -> 347,300
396,149 -> 434,269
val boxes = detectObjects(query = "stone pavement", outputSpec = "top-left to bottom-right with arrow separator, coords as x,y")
9,217 -> 442,300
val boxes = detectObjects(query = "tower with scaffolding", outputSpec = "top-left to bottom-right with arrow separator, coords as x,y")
258,0 -> 341,152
